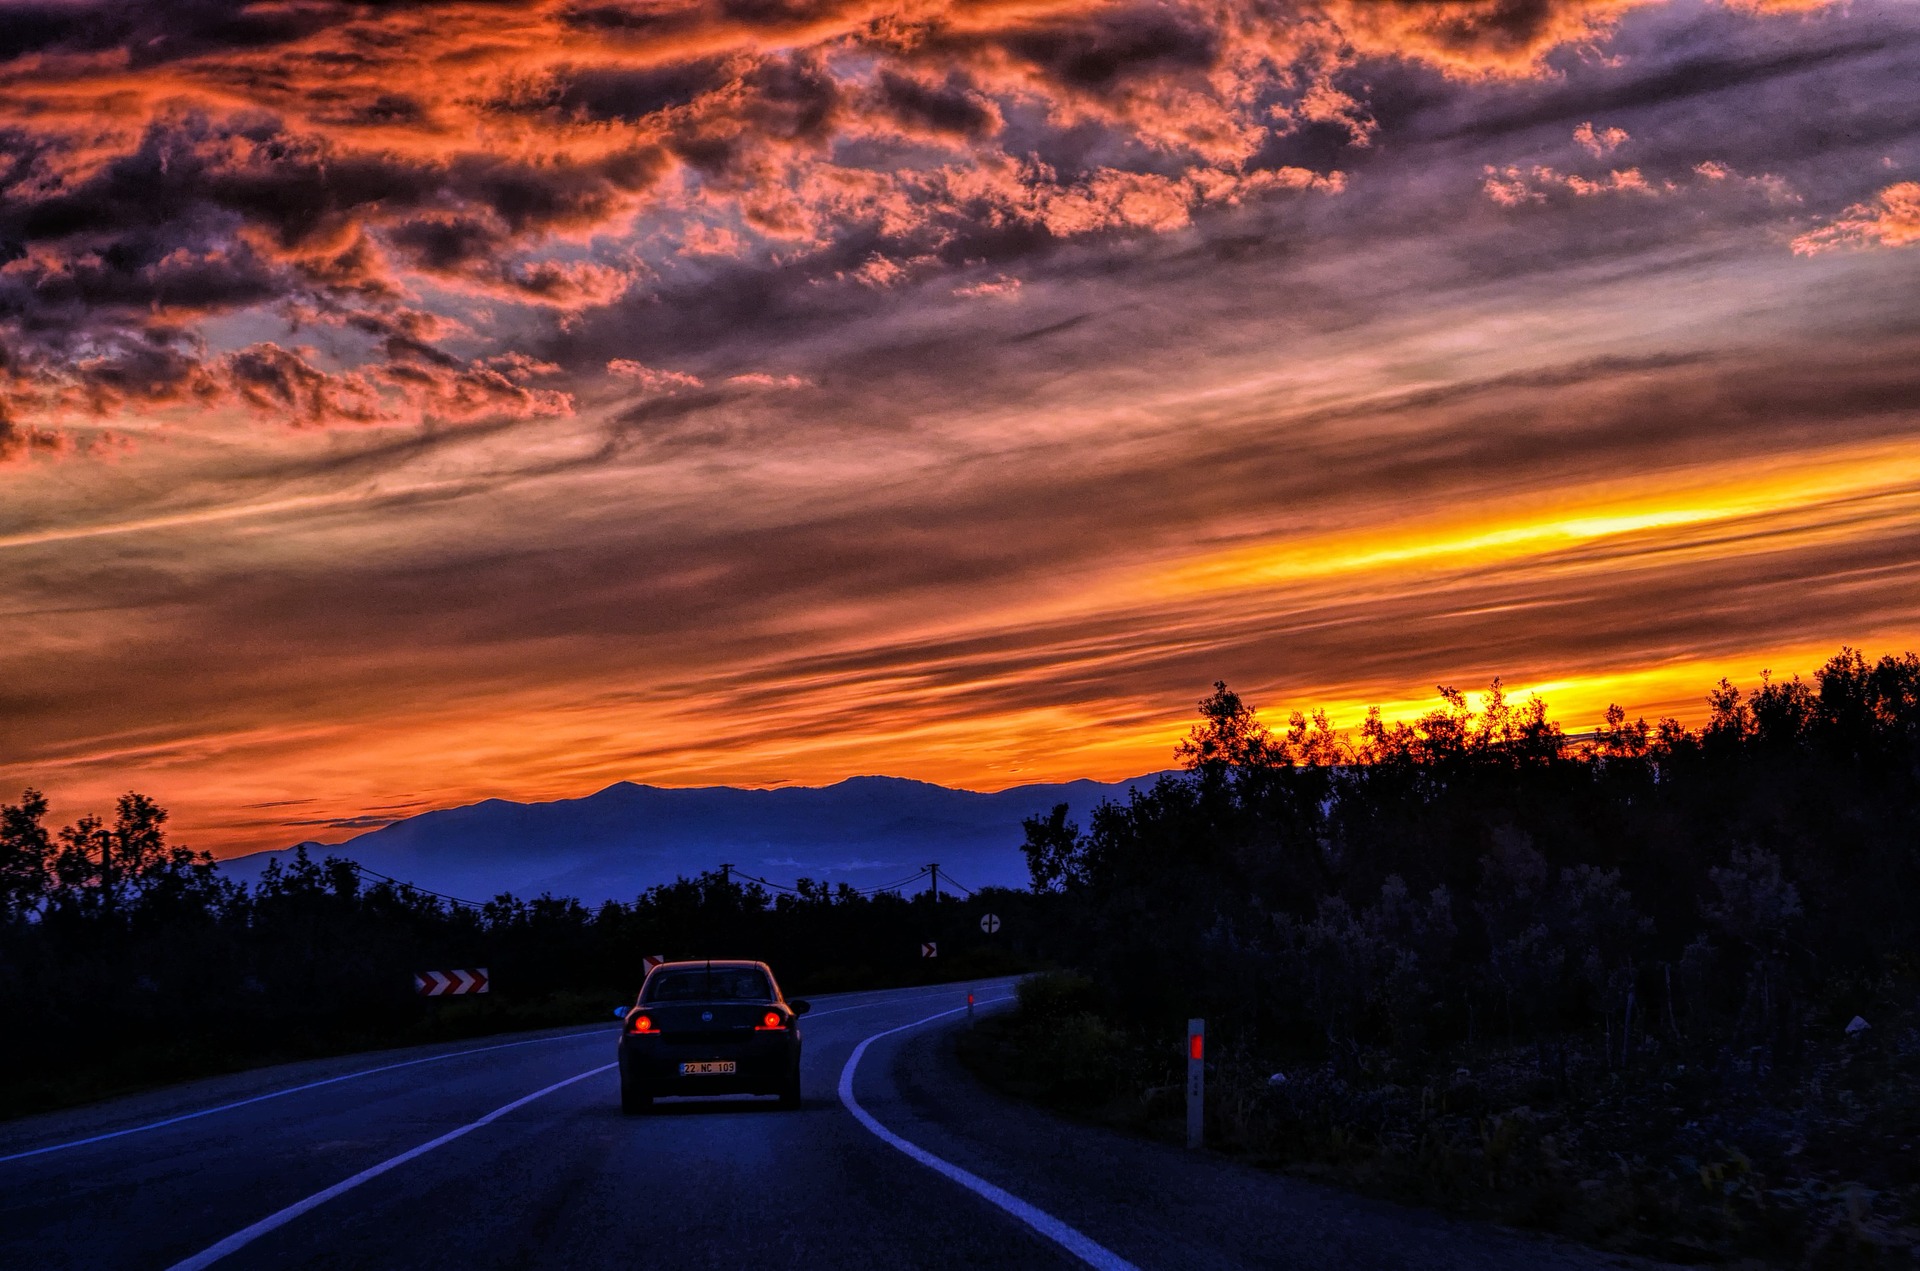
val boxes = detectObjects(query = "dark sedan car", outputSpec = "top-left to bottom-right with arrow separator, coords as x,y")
617,960 -> 810,1113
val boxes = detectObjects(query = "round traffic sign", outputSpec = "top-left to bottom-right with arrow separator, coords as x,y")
980,912 -> 1001,934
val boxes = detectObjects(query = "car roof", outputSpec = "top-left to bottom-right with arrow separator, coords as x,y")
649,959 -> 769,972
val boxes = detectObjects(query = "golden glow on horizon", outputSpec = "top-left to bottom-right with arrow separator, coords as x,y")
13,417 -> 1920,856
1153,443 -> 1920,600
131,630 -> 1902,860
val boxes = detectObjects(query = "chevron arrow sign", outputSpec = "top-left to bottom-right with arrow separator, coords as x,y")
414,968 -> 490,996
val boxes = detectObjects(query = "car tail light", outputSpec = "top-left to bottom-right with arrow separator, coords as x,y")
628,1014 -> 654,1034
755,1010 -> 786,1030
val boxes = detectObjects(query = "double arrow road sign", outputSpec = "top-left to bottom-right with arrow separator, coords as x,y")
415,968 -> 489,996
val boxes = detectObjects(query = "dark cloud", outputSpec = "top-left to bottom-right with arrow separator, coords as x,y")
386,214 -> 508,272
873,70 -> 1001,139
0,419 -> 67,463
1002,4 -> 1223,92
538,60 -> 737,123
0,0 -> 338,67
226,343 -> 379,425
73,341 -> 225,413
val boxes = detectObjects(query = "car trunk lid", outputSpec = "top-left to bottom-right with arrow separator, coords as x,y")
641,1001 -> 773,1039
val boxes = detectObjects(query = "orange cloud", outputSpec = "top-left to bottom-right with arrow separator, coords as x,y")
953,274 -> 1023,298
1575,121 -> 1630,156
1483,163 -> 1660,202
1793,182 -> 1920,254
608,360 -> 705,390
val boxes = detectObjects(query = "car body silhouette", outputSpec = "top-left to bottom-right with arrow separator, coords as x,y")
617,960 -> 809,1113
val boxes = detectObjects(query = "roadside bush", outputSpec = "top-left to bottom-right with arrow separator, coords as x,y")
957,971 -> 1156,1110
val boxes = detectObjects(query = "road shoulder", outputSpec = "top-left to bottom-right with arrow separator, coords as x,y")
864,1014 -> 1666,1271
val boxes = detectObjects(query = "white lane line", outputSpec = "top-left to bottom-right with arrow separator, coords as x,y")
166,1062 -> 616,1271
838,998 -> 1140,1271
0,1029 -> 605,1164
802,979 -> 1021,1020
806,992 -> 982,1021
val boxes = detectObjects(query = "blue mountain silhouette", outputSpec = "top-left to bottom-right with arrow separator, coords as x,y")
219,773 -> 1170,904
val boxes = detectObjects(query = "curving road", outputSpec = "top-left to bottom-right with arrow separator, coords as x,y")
0,979 -> 1651,1270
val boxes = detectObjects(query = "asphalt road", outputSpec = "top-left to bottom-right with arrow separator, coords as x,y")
0,980 -> 1655,1270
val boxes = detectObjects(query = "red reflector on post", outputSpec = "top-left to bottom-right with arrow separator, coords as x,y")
1187,1018 -> 1205,1150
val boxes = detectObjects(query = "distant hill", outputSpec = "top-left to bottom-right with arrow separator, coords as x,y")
218,773 -> 1171,904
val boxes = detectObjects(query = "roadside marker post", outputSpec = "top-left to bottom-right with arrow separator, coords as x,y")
967,990 -> 975,1021
1186,1019 -> 1204,1149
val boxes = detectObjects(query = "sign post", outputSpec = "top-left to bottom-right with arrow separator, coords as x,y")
1186,1018 -> 1205,1149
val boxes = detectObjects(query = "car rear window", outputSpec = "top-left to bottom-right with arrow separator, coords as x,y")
642,967 -> 774,1003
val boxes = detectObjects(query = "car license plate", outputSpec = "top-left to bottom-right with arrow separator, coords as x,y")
679,1061 -> 736,1075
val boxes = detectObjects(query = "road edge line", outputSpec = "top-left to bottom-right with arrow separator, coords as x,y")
837,998 -> 1140,1271
165,1062 -> 616,1271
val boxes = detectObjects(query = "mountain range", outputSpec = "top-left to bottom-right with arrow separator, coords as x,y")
218,774 -> 1170,905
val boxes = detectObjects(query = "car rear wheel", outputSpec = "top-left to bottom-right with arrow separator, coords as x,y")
620,1072 -> 653,1115
778,1070 -> 801,1109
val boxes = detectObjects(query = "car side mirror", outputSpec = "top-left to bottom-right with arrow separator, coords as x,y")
613,1006 -> 630,1020
789,999 -> 810,1015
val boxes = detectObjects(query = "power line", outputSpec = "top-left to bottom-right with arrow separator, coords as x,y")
732,871 -> 800,895
350,864 -> 490,910
859,868 -> 930,894
731,867 -> 931,897
937,871 -> 978,898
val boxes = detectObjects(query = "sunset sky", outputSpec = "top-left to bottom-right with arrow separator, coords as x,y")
2,0 -> 1917,855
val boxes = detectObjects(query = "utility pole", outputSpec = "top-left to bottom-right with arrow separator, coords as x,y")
716,863 -> 737,961
927,863 -> 939,903
99,825 -> 115,916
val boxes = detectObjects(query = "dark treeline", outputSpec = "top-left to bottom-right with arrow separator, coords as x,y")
0,799 -> 1041,1116
1026,646 -> 1920,1057
1001,646 -> 1920,1260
